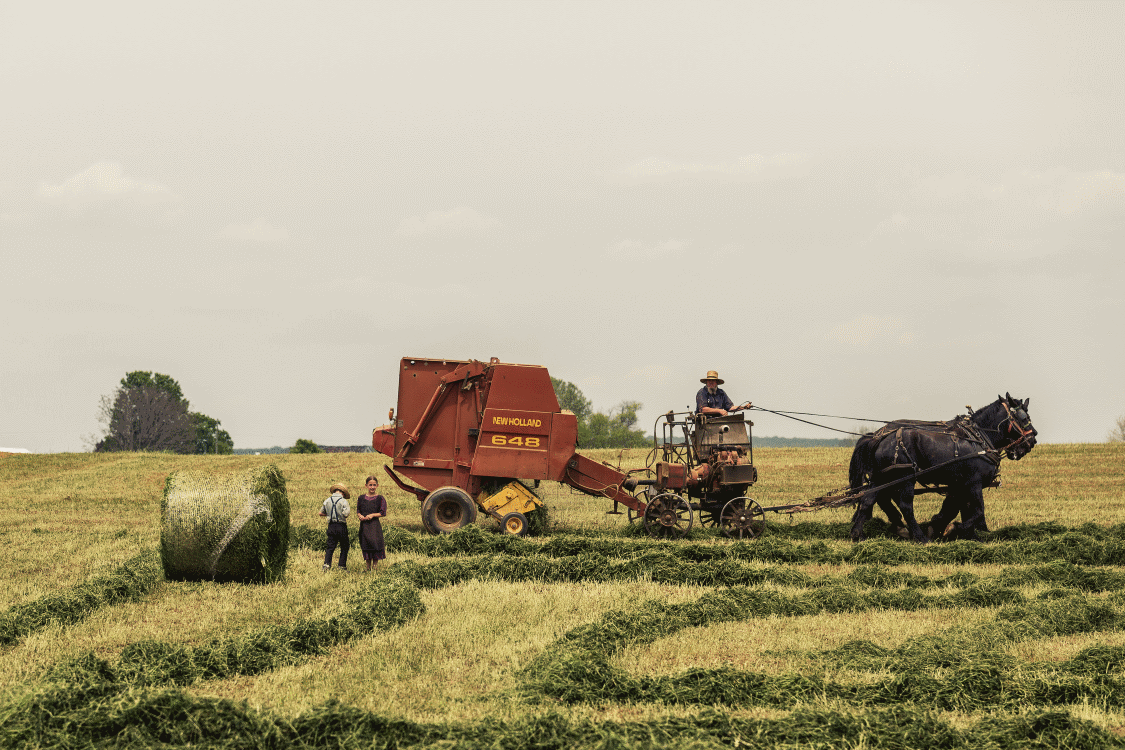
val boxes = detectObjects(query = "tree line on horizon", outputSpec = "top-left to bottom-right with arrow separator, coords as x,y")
88,370 -> 1125,453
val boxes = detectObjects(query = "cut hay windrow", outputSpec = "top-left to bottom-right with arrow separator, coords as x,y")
383,519 -> 1125,549
0,551 -> 162,648
162,465 -> 289,584
25,546 -> 1101,688
30,551 -> 1068,691
292,522 -> 1125,571
822,599 -> 1122,675
521,591 -> 1123,708
50,576 -> 422,687
2,682 -> 1121,750
385,551 -> 822,590
384,550 -> 1111,600
522,584 -> 1047,685
628,659 -> 1125,710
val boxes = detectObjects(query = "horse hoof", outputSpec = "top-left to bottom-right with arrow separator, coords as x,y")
893,525 -> 910,540
943,522 -> 958,540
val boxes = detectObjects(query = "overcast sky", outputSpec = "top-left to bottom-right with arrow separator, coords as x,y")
2,1 -> 1123,452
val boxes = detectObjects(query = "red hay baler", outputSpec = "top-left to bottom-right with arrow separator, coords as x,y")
372,357 -> 642,536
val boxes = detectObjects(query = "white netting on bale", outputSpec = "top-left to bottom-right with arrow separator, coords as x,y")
160,465 -> 290,583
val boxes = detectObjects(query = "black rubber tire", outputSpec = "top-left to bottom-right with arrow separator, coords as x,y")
421,486 -> 477,534
501,511 -> 529,537
420,503 -> 436,534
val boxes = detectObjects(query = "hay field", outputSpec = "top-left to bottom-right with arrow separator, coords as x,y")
1,443 -> 1124,748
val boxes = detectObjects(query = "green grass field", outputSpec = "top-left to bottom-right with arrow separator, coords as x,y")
1,443 -> 1124,748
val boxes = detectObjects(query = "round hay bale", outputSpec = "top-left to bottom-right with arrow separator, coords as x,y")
160,465 -> 290,583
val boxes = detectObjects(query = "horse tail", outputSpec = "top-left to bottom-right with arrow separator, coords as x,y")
849,434 -> 876,491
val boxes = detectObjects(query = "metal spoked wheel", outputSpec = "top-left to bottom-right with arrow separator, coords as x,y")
643,493 -> 693,539
719,497 -> 765,540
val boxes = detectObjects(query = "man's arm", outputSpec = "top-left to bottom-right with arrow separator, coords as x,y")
697,388 -> 726,416
697,386 -> 733,416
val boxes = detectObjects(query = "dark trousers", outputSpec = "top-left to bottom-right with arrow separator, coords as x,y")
324,522 -> 349,568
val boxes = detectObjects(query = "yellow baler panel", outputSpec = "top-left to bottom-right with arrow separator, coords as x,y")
479,481 -> 542,516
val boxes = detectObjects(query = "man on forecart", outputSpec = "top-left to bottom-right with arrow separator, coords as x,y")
695,370 -> 751,416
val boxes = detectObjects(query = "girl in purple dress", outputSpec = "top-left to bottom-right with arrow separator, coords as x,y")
356,475 -> 387,571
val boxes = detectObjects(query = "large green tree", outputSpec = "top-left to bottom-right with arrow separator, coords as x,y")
191,412 -> 234,454
95,371 -> 233,454
550,377 -> 593,424
551,378 -> 648,449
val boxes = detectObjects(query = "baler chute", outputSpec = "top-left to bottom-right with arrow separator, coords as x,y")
372,357 -> 642,535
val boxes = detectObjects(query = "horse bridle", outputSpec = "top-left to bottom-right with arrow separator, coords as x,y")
997,401 -> 1036,459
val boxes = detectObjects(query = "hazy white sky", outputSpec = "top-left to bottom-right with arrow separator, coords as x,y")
2,1 -> 1123,451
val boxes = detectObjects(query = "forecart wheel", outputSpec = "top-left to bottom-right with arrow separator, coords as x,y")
643,493 -> 693,539
421,486 -> 478,534
719,497 -> 765,540
501,511 -> 529,537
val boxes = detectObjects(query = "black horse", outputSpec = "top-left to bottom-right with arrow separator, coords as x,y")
848,393 -> 1037,543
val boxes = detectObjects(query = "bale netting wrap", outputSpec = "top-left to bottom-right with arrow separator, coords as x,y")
161,465 -> 290,583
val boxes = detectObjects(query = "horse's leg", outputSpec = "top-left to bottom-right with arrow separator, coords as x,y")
928,490 -> 964,541
891,483 -> 929,543
875,496 -> 908,537
953,484 -> 987,541
850,494 -> 878,542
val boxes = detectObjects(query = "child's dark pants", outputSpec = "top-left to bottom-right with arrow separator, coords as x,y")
324,521 -> 349,569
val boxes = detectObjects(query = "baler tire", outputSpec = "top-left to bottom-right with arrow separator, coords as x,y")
421,487 -> 477,535
501,511 -> 529,537
420,506 -> 436,535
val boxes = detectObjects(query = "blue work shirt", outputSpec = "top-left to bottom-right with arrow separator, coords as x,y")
696,386 -> 734,413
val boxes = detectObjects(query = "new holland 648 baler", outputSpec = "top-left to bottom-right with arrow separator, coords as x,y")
371,357 -> 644,536
373,356 -> 764,538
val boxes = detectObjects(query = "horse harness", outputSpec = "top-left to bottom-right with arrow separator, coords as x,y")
868,416 -> 1002,487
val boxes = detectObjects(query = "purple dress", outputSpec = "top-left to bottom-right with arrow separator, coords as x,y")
357,494 -> 387,561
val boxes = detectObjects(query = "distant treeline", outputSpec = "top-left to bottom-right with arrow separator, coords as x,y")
233,445 -> 373,455
754,436 -> 856,448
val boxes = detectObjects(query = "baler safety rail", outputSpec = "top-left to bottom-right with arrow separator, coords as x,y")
561,452 -> 648,514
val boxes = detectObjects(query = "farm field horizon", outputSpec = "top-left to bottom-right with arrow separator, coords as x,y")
2,443 -> 1125,748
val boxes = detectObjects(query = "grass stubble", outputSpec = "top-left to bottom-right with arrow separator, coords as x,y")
0,443 -> 1123,747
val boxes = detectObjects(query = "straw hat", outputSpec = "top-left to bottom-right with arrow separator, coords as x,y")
329,483 -> 351,499
700,370 -> 724,385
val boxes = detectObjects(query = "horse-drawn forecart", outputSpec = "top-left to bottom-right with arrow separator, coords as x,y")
372,358 -> 1037,542
624,392 -> 1038,542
